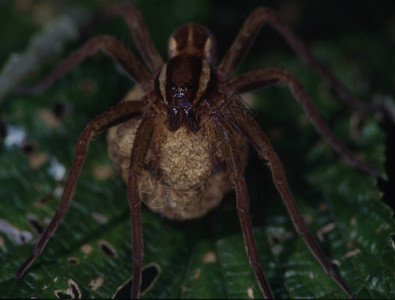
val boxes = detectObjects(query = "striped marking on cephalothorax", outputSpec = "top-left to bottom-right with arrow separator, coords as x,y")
187,24 -> 195,50
158,63 -> 168,105
194,59 -> 211,105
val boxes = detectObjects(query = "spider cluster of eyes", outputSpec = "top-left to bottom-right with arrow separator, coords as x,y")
171,85 -> 189,99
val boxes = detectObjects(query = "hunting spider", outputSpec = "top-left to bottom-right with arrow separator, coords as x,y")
14,2 -> 383,298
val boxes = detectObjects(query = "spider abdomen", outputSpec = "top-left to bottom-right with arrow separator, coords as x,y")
107,106 -> 246,220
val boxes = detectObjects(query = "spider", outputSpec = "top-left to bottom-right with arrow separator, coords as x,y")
12,2 -> 383,298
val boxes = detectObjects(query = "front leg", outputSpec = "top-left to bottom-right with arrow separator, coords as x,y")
231,111 -> 355,298
127,114 -> 156,298
213,115 -> 274,299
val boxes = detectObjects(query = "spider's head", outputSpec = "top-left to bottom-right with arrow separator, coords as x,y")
157,24 -> 217,132
168,24 -> 216,64
157,54 -> 214,132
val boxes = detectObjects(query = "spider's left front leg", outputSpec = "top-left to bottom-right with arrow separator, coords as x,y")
228,67 -> 383,179
127,114 -> 156,299
212,114 -> 274,299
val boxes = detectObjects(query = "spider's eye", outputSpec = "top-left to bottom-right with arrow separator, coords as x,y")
171,86 -> 189,99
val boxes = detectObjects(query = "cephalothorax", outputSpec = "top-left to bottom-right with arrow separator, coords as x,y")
15,3 -> 382,298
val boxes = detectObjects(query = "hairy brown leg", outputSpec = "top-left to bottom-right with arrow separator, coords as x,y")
102,2 -> 163,73
17,35 -> 151,94
15,100 -> 146,279
232,109 -> 355,298
126,115 -> 156,299
219,7 -> 378,113
228,67 -> 383,179
212,115 -> 273,299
